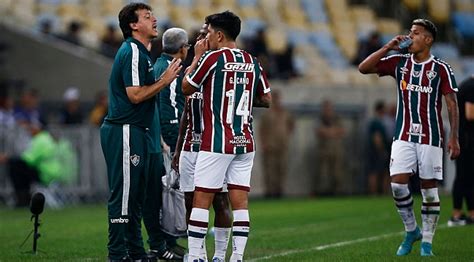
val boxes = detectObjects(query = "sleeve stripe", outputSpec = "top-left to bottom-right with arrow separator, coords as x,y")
131,43 -> 140,86
434,59 -> 457,92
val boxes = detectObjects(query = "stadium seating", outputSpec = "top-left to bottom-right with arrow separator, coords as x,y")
0,0 -> 471,86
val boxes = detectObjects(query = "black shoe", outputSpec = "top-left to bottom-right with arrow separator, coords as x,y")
167,244 -> 187,257
148,249 -> 183,261
466,216 -> 474,225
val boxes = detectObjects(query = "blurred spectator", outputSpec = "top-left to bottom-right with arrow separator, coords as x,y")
247,29 -> 271,75
13,88 -> 45,128
352,31 -> 383,66
100,24 -> 122,58
367,101 -> 390,195
0,85 -> 15,128
315,100 -> 346,195
56,20 -> 83,46
274,44 -> 296,80
259,90 -> 294,198
59,87 -> 84,125
0,123 -> 73,207
89,90 -> 108,127
449,75 -> 474,226
39,19 -> 53,36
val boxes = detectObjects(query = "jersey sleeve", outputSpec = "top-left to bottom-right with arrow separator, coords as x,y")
256,62 -> 271,96
375,55 -> 401,77
121,43 -> 149,87
438,62 -> 458,95
186,51 -> 217,89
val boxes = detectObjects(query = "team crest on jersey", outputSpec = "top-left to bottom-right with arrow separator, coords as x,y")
411,70 -> 421,78
130,154 -> 140,166
426,70 -> 437,80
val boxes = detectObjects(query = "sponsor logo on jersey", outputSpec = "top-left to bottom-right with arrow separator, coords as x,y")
400,81 -> 433,93
190,92 -> 203,99
191,133 -> 202,144
229,135 -> 251,147
426,70 -> 437,80
407,123 -> 426,136
130,154 -> 140,166
110,217 -> 129,224
400,67 -> 409,76
222,62 -> 255,72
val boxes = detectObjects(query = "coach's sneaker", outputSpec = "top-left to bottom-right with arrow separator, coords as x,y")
147,249 -> 183,261
396,227 -> 422,256
447,215 -> 466,227
420,242 -> 434,256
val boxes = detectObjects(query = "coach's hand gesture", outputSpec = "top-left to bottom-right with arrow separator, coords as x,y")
160,58 -> 182,85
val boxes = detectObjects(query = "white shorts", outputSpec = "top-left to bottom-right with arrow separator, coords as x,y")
389,140 -> 443,180
194,151 -> 255,192
179,151 -> 228,193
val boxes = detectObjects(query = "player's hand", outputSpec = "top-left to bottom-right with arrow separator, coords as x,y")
194,39 -> 209,58
384,35 -> 406,51
171,152 -> 180,172
160,58 -> 182,85
447,137 -> 460,160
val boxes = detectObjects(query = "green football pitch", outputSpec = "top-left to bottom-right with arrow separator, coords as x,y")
1,195 -> 473,261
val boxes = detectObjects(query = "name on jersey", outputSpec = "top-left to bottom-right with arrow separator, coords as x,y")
229,76 -> 250,85
401,80 -> 433,93
222,62 -> 255,72
229,135 -> 251,147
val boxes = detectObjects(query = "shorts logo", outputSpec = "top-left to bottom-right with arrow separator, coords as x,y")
130,154 -> 140,166
390,158 -> 394,167
110,217 -> 129,223
434,166 -> 442,173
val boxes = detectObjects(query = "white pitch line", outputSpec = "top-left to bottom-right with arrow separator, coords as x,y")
248,225 -> 449,261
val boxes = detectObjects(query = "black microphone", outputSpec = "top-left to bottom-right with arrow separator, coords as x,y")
29,192 -> 45,254
30,192 -> 45,215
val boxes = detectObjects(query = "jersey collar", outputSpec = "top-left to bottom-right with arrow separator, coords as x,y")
410,54 -> 434,65
126,37 -> 150,55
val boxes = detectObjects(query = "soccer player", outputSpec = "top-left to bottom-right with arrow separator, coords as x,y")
172,23 -> 233,262
99,3 -> 181,261
359,19 -> 460,256
182,11 -> 271,261
143,27 -> 190,261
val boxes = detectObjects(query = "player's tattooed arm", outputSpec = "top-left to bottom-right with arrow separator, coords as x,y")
445,92 -> 460,159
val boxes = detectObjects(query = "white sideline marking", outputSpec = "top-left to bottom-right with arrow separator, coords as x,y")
248,225 -> 448,261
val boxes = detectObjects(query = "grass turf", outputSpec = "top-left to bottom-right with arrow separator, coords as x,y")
1,195 -> 473,261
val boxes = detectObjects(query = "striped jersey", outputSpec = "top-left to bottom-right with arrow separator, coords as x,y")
186,47 -> 271,154
182,90 -> 204,153
376,53 -> 458,147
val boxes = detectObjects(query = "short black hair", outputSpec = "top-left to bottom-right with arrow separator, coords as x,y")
412,18 -> 437,41
205,10 -> 241,41
118,3 -> 152,39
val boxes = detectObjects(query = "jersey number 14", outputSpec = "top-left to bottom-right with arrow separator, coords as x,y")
225,89 -> 250,124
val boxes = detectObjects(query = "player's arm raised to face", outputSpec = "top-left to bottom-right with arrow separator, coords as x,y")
183,39 -> 209,95
359,35 -> 404,74
126,58 -> 182,104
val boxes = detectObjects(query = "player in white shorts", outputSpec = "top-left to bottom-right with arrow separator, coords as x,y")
172,22 -> 232,262
359,18 -> 460,257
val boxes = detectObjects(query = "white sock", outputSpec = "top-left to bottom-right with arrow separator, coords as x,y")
188,208 -> 209,260
391,183 -> 417,232
421,188 -> 440,243
231,209 -> 250,261
213,227 -> 231,259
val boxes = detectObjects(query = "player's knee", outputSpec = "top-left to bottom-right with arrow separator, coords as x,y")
391,182 -> 410,198
421,187 -> 439,203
